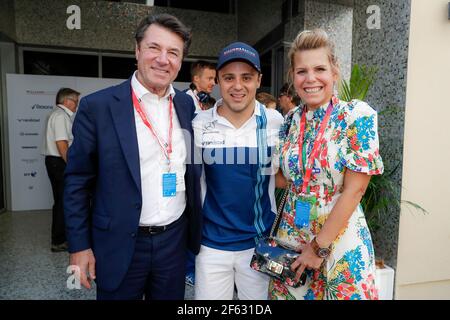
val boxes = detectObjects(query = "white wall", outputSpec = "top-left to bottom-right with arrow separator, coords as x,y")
396,0 -> 450,299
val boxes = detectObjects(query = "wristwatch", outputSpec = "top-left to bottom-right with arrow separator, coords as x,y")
310,237 -> 332,259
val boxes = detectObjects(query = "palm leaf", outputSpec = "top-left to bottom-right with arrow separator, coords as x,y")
338,64 -> 378,101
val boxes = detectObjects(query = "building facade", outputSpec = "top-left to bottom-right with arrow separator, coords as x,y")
1,0 -> 449,299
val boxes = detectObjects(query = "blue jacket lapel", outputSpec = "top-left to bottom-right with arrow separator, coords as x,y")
109,78 -> 141,193
173,90 -> 190,131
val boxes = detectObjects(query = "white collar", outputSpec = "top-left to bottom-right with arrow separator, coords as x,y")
131,71 -> 176,101
211,98 -> 262,122
57,104 -> 74,117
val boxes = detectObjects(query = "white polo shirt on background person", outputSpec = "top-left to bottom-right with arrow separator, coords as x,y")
42,104 -> 74,157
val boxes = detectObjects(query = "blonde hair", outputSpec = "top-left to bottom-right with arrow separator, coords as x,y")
287,29 -> 340,85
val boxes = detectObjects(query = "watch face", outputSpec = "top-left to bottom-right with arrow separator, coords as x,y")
318,248 -> 331,258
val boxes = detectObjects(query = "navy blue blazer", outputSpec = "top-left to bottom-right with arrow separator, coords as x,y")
64,78 -> 202,292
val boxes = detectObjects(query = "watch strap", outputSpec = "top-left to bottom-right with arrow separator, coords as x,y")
311,237 -> 331,258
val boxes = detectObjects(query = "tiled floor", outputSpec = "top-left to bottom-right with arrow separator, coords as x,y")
0,211 -> 194,300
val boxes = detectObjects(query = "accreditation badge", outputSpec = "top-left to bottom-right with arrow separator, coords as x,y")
162,173 -> 177,197
294,194 -> 317,229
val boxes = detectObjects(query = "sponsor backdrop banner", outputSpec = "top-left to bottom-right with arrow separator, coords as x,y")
6,74 -> 191,211
5,75 -> 123,211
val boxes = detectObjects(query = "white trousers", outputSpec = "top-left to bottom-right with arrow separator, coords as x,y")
194,245 -> 269,300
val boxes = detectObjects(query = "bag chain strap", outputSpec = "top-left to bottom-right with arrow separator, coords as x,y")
268,110 -> 295,238
269,183 -> 290,237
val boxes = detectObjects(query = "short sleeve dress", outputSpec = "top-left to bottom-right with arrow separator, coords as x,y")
269,96 -> 384,300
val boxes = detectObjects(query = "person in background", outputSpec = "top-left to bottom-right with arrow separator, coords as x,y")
185,60 -> 216,112
64,13 -> 202,300
278,82 -> 301,116
271,29 -> 383,300
256,91 -> 277,110
183,60 -> 216,286
42,87 -> 80,252
192,42 -> 284,300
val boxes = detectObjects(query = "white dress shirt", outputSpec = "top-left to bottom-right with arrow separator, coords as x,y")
131,71 -> 187,226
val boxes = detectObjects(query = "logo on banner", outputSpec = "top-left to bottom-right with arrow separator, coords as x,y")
20,132 -> 39,136
31,104 -> 53,110
21,158 -> 39,164
21,146 -> 38,149
17,118 -> 40,123
24,171 -> 37,177
26,90 -> 56,96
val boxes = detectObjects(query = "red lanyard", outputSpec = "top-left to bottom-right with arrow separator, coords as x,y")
131,89 -> 174,163
298,100 -> 334,194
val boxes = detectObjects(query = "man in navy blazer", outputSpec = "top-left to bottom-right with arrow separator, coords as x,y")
64,14 -> 202,300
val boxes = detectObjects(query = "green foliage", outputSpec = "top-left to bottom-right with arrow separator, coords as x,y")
338,64 -> 378,102
361,162 -> 427,233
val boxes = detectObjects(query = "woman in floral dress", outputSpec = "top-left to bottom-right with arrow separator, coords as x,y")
269,29 -> 384,300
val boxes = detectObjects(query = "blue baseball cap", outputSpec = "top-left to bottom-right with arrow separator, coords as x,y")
216,42 -> 261,73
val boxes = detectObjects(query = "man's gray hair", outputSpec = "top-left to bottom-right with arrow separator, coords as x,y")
56,88 -> 80,105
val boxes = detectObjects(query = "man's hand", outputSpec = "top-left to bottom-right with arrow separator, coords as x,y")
55,140 -> 69,163
69,249 -> 96,289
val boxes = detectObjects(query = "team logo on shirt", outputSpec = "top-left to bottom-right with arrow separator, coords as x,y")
203,120 -> 216,132
201,120 -> 225,146
201,133 -> 225,147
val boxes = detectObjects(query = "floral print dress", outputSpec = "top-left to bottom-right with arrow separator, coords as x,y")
269,96 -> 384,300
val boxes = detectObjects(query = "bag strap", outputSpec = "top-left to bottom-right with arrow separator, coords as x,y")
269,109 -> 297,238
269,184 -> 290,237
